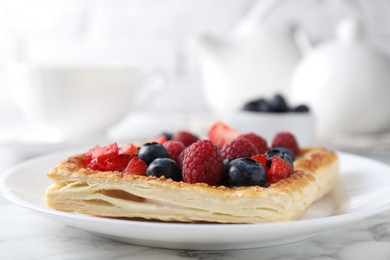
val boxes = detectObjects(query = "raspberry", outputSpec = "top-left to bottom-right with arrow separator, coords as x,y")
172,131 -> 199,147
163,140 -> 185,164
271,132 -> 300,156
177,150 -> 185,167
182,140 -> 224,185
220,137 -> 259,160
240,133 -> 268,154
208,122 -> 240,147
267,156 -> 294,184
124,156 -> 147,176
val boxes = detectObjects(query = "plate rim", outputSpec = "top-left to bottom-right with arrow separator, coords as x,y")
2,150 -> 390,231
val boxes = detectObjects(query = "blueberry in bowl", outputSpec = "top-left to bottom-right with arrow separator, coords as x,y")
242,93 -> 309,113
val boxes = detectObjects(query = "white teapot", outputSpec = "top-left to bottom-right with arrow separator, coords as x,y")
195,0 -> 304,119
290,17 -> 390,135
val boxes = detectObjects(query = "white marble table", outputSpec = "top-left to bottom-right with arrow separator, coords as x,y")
1,150 -> 390,260
1,193 -> 390,260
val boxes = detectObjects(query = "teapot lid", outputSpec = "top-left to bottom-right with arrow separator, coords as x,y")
336,18 -> 364,44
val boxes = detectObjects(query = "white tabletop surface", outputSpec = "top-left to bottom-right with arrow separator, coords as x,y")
1,113 -> 390,260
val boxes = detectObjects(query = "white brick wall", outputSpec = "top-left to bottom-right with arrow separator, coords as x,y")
1,0 -> 390,113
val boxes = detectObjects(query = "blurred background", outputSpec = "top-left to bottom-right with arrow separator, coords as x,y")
1,0 -> 390,169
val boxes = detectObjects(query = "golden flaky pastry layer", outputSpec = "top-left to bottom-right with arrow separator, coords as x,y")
46,147 -> 339,223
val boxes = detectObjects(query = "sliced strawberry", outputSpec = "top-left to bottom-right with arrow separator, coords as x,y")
267,156 -> 294,184
119,143 -> 138,155
208,122 -> 240,147
85,157 -> 106,171
124,156 -> 147,176
85,145 -> 101,161
153,135 -> 168,144
84,143 -> 119,168
86,143 -> 118,158
105,154 -> 133,172
251,154 -> 268,170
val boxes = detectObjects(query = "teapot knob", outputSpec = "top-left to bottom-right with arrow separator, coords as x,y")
336,17 -> 364,44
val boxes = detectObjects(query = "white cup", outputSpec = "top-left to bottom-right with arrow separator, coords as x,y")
8,62 -> 162,140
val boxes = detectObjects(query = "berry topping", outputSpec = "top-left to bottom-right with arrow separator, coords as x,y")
138,142 -> 169,165
220,137 -> 259,160
275,146 -> 296,161
294,104 -> 310,112
251,154 -> 268,170
269,94 -> 288,113
85,158 -> 106,171
163,140 -> 186,164
208,121 -> 240,147
243,98 -> 270,112
81,122 -> 298,186
153,135 -> 168,144
172,131 -> 199,147
242,94 -> 310,113
242,100 -> 259,112
226,158 -> 267,187
239,133 -> 268,154
83,142 -> 147,175
119,143 -> 138,155
124,156 -> 147,176
182,140 -> 224,185
271,132 -> 300,156
161,132 -> 173,140
265,149 -> 294,168
146,158 -> 182,181
267,156 -> 294,184
105,154 -> 133,172
85,143 -> 119,164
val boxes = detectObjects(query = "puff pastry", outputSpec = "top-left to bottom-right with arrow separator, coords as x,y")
46,147 -> 339,223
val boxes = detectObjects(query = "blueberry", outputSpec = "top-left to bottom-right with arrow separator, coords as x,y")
224,158 -> 233,170
243,100 -> 259,112
162,132 -> 173,140
138,142 -> 169,165
269,94 -> 288,112
275,146 -> 296,161
146,158 -> 182,181
227,158 -> 267,187
294,104 -> 310,112
265,149 -> 280,168
255,98 -> 270,112
243,98 -> 271,112
280,153 -> 294,168
265,149 -> 294,168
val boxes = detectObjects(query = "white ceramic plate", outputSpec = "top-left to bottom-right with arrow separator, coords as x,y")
1,150 -> 390,250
